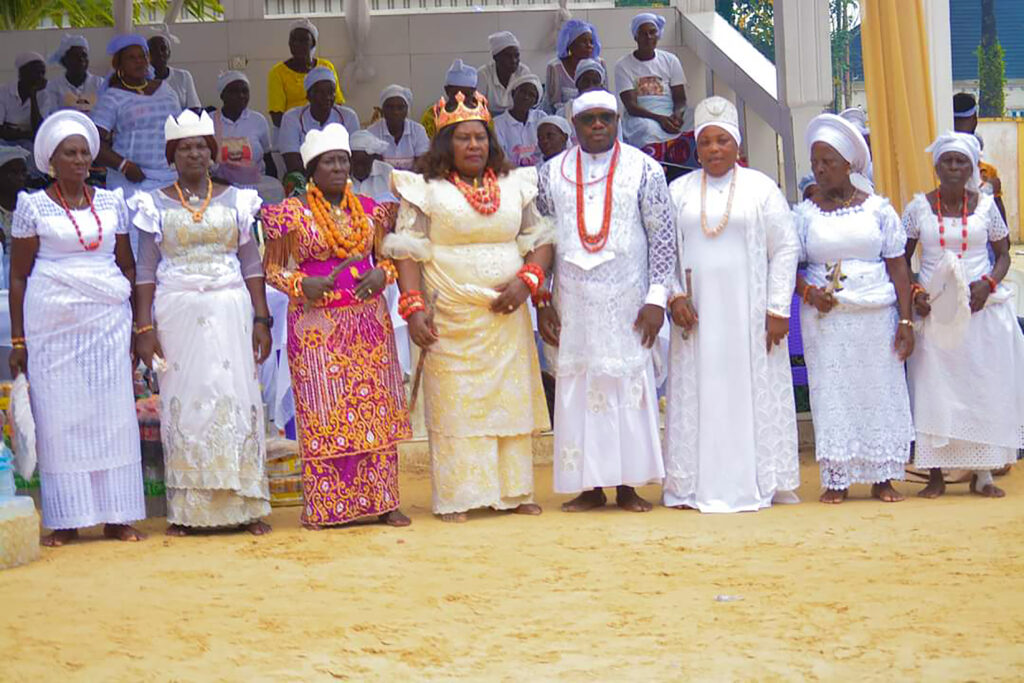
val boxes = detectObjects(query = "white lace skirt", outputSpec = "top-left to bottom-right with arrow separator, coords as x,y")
802,304 -> 914,489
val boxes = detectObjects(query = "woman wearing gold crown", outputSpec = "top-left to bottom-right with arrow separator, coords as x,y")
261,123 -> 412,529
384,92 -> 553,523
130,110 -> 273,536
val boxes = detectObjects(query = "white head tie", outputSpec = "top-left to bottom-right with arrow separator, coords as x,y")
488,31 -> 520,57
304,66 -> 336,92
538,115 -> 572,138
694,96 -> 742,146
301,122 -> 350,168
805,113 -> 869,174
508,73 -> 543,101
571,89 -> 617,119
839,107 -> 869,136
217,71 -> 249,95
49,35 -> 89,65
379,84 -> 413,108
147,23 -> 181,45
34,110 -> 100,173
14,52 -> 45,71
0,146 -> 31,169
165,110 -> 216,142
926,131 -> 982,191
350,130 -> 389,155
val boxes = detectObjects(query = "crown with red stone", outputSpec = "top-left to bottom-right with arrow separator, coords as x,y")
434,90 -> 492,131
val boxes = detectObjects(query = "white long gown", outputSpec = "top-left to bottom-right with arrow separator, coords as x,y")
11,188 -> 144,529
662,166 -> 800,512
538,143 -> 675,493
795,194 -> 914,490
903,192 -> 1024,468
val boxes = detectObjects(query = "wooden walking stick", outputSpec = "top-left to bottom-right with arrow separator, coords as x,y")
680,267 -> 694,340
408,290 -> 439,413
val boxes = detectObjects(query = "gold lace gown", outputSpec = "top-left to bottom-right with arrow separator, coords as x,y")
385,167 -> 552,514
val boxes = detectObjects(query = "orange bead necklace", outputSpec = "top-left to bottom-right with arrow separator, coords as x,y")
307,181 -> 373,260
449,168 -> 501,215
574,141 -> 620,253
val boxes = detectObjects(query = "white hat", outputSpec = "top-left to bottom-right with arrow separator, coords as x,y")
289,18 -> 319,43
0,146 -> 31,169
147,23 -> 181,45
350,130 -> 389,155
217,70 -> 249,95
926,130 -> 982,192
805,113 -> 869,174
488,31 -> 520,56
165,110 -> 216,142
49,35 -> 89,65
379,84 -> 413,108
14,52 -> 45,71
694,96 -> 742,146
301,122 -> 350,168
571,89 -> 617,119
304,65 -> 336,92
538,115 -> 572,138
839,107 -> 869,135
34,110 -> 99,173
445,59 -> 478,88
508,73 -> 543,100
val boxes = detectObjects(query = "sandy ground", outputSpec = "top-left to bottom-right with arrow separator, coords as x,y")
1,454 -> 1022,682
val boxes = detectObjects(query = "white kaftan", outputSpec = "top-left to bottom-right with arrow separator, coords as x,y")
795,194 -> 914,490
11,188 -> 144,529
662,167 -> 800,512
538,143 -> 675,493
129,187 -> 270,527
366,119 -> 429,171
903,193 -> 1024,469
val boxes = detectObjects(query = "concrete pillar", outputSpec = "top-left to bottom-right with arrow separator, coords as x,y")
113,0 -> 133,34
923,0 -> 954,133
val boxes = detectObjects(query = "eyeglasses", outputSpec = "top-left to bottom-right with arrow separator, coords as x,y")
577,111 -> 616,126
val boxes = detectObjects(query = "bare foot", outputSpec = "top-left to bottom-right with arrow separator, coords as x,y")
244,520 -> 272,535
970,475 -> 1006,498
40,529 -> 78,547
439,512 -> 468,523
103,524 -> 146,542
819,488 -> 847,504
379,509 -> 412,527
165,524 -> 189,537
871,481 -> 904,502
561,488 -> 607,512
918,469 -> 945,499
511,503 -> 542,515
615,486 -> 653,512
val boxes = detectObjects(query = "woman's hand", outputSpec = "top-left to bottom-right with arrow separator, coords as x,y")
538,306 -> 561,347
633,304 -> 665,349
253,322 -> 272,364
806,286 -> 836,314
490,277 -> 531,314
913,290 -> 932,318
123,161 -> 146,184
669,295 -> 698,331
301,276 -> 336,302
658,115 -> 682,135
135,330 -> 164,370
894,323 -> 915,361
765,314 -> 789,353
354,267 -> 387,301
969,280 -> 991,313
8,348 -> 27,378
408,310 -> 438,348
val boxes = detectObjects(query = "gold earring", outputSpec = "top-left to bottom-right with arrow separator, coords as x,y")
49,164 -> 56,177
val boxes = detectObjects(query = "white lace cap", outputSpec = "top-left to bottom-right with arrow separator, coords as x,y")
301,122 -> 350,167
165,110 -> 215,142
694,96 -> 741,146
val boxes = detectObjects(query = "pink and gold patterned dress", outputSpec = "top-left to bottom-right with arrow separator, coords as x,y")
261,196 -> 411,526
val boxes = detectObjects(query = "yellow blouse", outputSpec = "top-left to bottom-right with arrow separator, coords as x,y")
267,58 -> 345,114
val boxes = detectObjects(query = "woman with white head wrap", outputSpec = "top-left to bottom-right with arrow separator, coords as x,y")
278,67 -> 361,175
9,111 -> 146,546
903,131 -> 1023,498
794,112 -> 915,504
367,84 -> 429,171
146,25 -> 201,109
615,12 -> 688,150
43,35 -> 104,116
546,19 -> 606,111
267,17 -> 345,130
493,72 -> 545,167
661,96 -> 801,513
476,31 -> 533,116
262,123 -> 412,529
212,71 -> 277,187
0,52 -> 47,145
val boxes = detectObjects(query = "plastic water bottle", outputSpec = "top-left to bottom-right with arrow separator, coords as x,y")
0,445 -> 15,498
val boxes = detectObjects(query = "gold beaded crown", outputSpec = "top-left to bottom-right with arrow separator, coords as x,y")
434,90 -> 492,131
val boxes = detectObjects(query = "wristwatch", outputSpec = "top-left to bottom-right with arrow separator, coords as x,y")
254,316 -> 274,328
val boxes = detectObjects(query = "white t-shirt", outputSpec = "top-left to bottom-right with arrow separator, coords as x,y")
613,50 -> 686,97
43,73 -> 105,115
494,109 -> 543,167
278,104 -> 361,155
0,81 -> 34,130
366,118 -> 429,171
477,62 -> 533,115
214,108 -> 272,186
160,67 -> 201,109
351,160 -> 396,202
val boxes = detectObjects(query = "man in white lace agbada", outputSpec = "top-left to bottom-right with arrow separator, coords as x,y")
536,89 -> 675,512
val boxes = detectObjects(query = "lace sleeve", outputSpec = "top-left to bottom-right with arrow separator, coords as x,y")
260,199 -> 304,298
792,201 -> 811,263
985,195 -> 1010,241
10,192 -> 38,239
762,182 -> 800,318
901,195 -> 922,240
536,160 -> 555,218
639,159 -> 677,292
233,188 -> 263,247
513,167 -> 554,256
877,200 -> 907,259
381,171 -> 432,262
110,188 -> 130,235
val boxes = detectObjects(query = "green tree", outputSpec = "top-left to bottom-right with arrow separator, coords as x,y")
830,0 -> 859,112
977,0 -> 1006,117
0,0 -> 223,31
717,0 -> 775,63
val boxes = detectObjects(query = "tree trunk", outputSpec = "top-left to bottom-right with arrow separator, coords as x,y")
981,0 -> 996,48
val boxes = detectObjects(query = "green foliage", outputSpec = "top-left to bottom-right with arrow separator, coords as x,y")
830,0 -> 859,112
730,0 -> 775,63
977,41 -> 1006,117
0,0 -> 224,31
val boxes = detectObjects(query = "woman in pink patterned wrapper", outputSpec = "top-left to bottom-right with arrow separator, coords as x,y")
261,123 -> 412,529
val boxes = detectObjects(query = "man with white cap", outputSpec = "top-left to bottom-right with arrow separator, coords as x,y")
420,59 -> 481,138
493,73 -> 545,167
147,25 -> 201,110
267,17 -> 345,130
43,35 -> 104,116
535,89 -> 675,513
0,146 -> 30,286
662,96 -> 801,513
536,114 -> 571,163
367,85 -> 429,171
477,31 -> 532,116
0,53 -> 47,149
213,71 -> 277,186
279,66 -> 360,174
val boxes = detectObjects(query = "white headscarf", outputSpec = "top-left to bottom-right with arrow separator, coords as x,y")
34,110 -> 100,173
217,70 -> 249,95
926,131 -> 982,192
300,122 -> 350,168
631,13 -> 666,39
350,130 -> 389,155
538,115 -> 572,138
507,73 -> 543,103
839,106 -> 869,136
379,84 -> 413,108
290,18 -> 319,57
571,90 -> 617,119
488,31 -> 520,56
49,35 -> 89,65
805,113 -> 869,174
146,23 -> 181,45
14,52 -> 45,71
445,59 -> 478,88
0,146 -> 30,170
304,66 -> 336,92
694,96 -> 742,146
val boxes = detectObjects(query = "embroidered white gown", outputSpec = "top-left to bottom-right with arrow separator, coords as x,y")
903,192 -> 1024,469
538,143 -> 676,493
11,188 -> 145,529
794,194 -> 914,490
662,166 -> 800,512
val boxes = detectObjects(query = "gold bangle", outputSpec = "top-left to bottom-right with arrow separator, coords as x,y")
10,336 -> 25,345
134,324 -> 155,335
898,319 -> 914,330
11,342 -> 26,350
